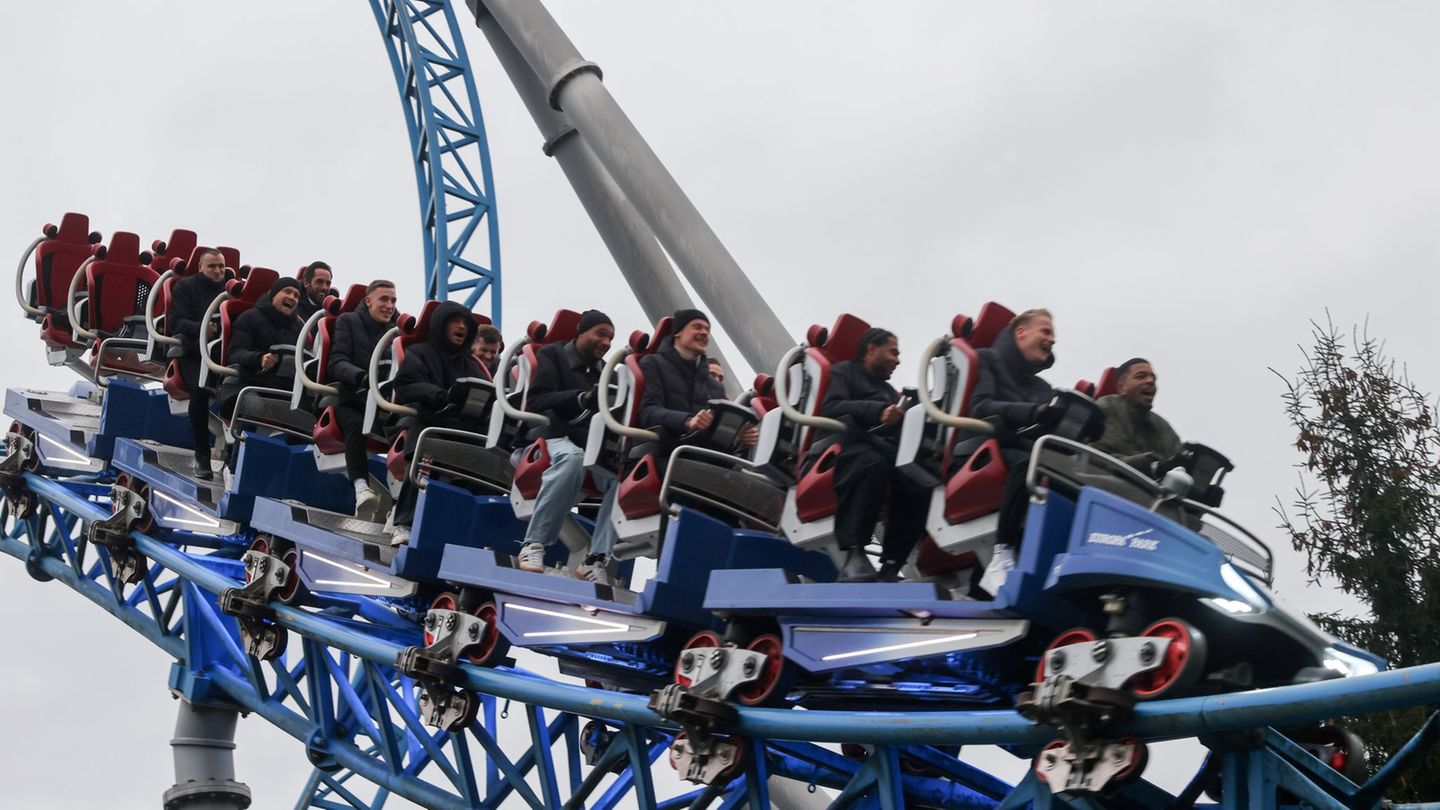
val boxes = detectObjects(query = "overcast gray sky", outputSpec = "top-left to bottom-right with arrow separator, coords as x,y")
4,1 -> 1440,806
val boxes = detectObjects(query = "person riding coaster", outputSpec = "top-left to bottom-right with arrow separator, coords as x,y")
408,313 -> 831,699
661,306 -> 1385,794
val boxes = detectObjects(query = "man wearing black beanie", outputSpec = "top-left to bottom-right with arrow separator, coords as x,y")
582,308 -> 755,584
216,276 -> 304,419
514,309 -> 620,573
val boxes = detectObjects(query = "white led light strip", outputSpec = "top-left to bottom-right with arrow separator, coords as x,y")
820,631 -> 979,662
508,602 -> 632,638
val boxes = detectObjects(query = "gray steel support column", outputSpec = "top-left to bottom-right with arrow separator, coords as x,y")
477,0 -> 794,375
465,0 -> 739,391
162,699 -> 251,809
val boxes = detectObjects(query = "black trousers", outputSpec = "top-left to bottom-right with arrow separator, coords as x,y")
995,449 -> 1031,548
832,446 -> 930,563
334,401 -> 368,483
177,357 -> 212,458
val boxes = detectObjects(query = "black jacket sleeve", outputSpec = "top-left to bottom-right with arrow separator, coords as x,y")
328,315 -> 367,388
169,283 -> 207,342
526,347 -> 585,419
970,354 -> 1040,429
394,349 -> 445,408
638,355 -> 693,436
820,369 -> 888,429
227,311 -> 268,373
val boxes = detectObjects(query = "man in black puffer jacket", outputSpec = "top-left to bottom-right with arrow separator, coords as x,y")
387,301 -> 485,544
966,308 -> 1056,595
820,328 -> 929,583
326,280 -> 398,513
167,248 -> 231,479
582,309 -> 753,584
217,277 -> 304,417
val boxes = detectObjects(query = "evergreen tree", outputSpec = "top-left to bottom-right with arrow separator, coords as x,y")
1274,318 -> 1440,799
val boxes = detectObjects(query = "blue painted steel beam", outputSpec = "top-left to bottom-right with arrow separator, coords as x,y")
369,0 -> 502,320
19,470 -> 1440,751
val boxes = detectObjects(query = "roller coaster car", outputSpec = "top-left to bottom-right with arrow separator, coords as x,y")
106,268 -> 352,536
248,302 -> 526,606
593,318 -> 790,556
425,317 -> 832,691
8,220 -> 207,471
693,307 -> 1384,715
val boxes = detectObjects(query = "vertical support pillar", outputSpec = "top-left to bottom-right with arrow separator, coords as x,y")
163,699 -> 251,809
466,0 -> 741,391
477,0 -> 795,375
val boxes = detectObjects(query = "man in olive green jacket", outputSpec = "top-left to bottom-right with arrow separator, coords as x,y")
1093,358 -> 1181,472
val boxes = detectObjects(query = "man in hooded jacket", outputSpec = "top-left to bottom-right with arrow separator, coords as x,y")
217,276 -> 304,418
167,248 -> 230,479
327,280 -> 398,514
966,308 -> 1057,595
387,301 -> 485,544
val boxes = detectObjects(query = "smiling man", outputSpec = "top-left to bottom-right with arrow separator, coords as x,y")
1092,358 -> 1181,472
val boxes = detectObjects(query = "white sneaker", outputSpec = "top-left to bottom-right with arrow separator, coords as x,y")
979,544 -> 1016,597
516,541 -> 547,573
390,526 -> 411,547
580,558 -> 614,587
355,487 -> 380,517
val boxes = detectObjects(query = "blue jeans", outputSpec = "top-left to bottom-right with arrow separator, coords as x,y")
523,437 -> 617,554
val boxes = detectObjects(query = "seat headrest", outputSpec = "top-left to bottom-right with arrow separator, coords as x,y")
98,231 -> 145,266
813,313 -> 871,364
1095,366 -> 1119,399
752,373 -> 774,397
217,246 -> 242,273
237,266 -> 279,302
225,278 -> 245,296
969,302 -> 1017,350
47,212 -> 92,243
630,316 -> 673,354
338,283 -> 367,314
950,314 -> 975,340
322,293 -> 342,316
151,228 -> 197,266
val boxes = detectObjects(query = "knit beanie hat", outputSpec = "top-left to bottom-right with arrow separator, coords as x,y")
672,308 -> 709,333
577,309 -> 613,335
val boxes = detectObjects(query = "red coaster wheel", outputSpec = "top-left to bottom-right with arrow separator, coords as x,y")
1110,736 -> 1148,787
245,536 -> 272,584
1126,618 -> 1207,699
132,480 -> 154,533
465,601 -> 510,667
734,633 -> 793,707
1037,627 -> 1098,684
674,630 -> 722,688
1312,724 -> 1366,782
1034,739 -> 1068,783
426,592 -> 459,646
278,547 -> 306,606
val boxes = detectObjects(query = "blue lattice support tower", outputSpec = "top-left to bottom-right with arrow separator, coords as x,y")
370,0 -> 503,320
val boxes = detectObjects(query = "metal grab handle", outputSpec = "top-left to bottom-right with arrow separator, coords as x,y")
772,344 -> 846,433
295,308 -> 338,396
597,346 -> 659,442
368,326 -> 417,416
492,336 -> 550,426
198,291 -> 238,378
145,269 -> 180,346
14,236 -> 44,316
919,335 -> 995,433
66,256 -> 100,342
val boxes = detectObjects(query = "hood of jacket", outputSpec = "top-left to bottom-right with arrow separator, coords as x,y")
427,301 -> 477,354
992,326 -> 1054,377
